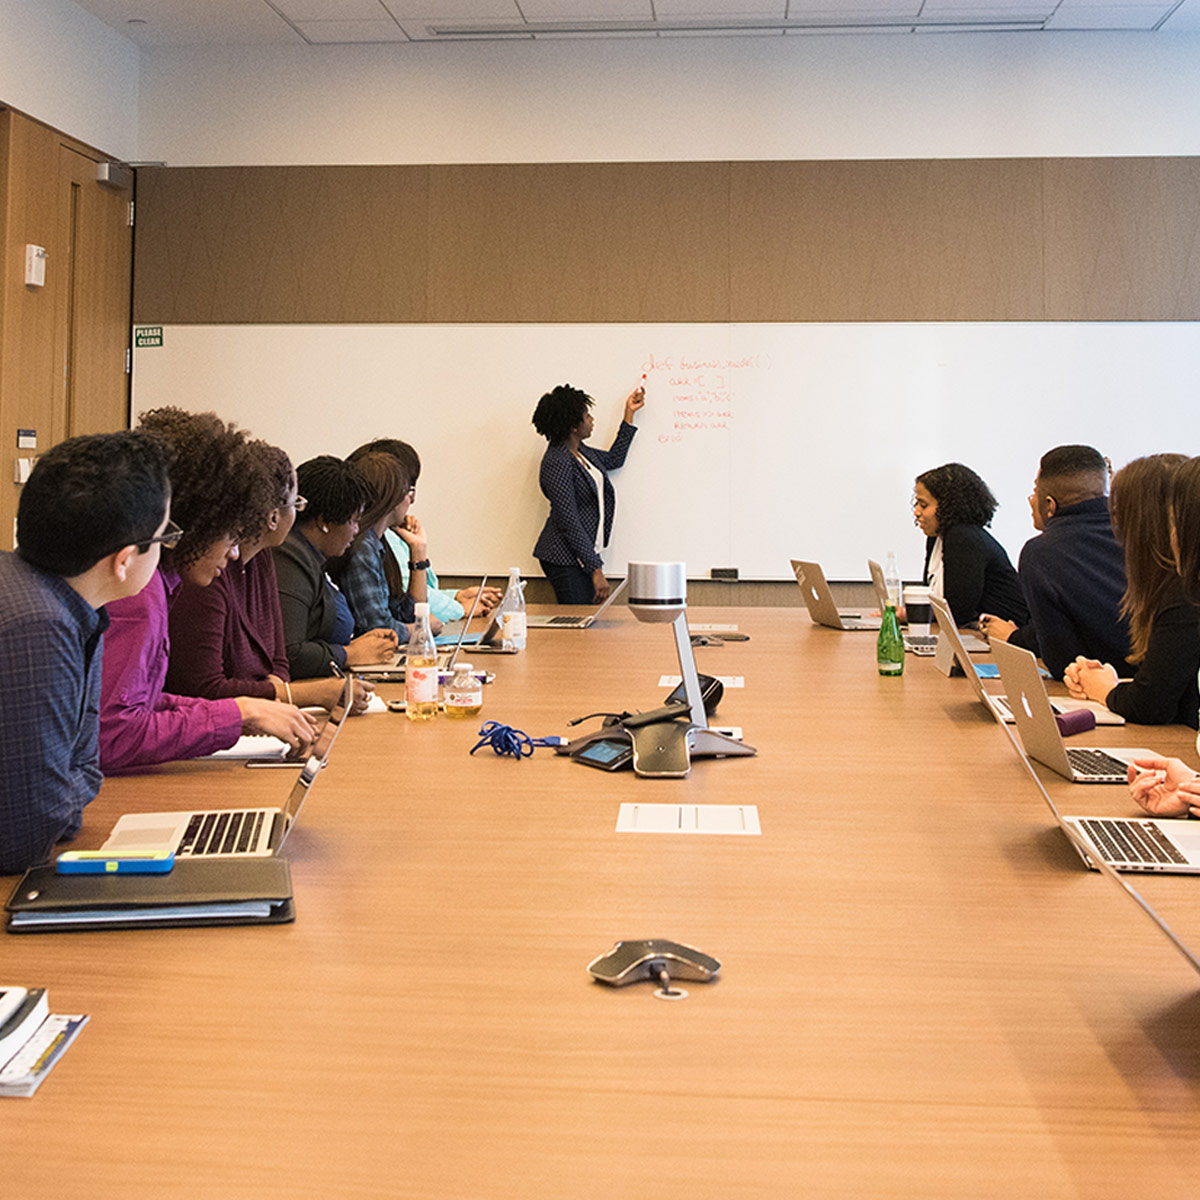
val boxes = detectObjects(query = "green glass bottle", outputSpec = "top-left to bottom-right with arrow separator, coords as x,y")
877,604 -> 904,676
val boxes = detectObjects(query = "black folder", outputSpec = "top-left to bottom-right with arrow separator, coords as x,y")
5,857 -> 295,933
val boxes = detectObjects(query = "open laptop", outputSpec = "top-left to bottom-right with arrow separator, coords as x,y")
867,558 -> 988,654
866,557 -> 932,654
997,704 -> 1200,879
930,594 -> 1123,726
432,574 -> 487,661
100,678 -> 353,859
527,577 -> 627,629
357,577 -> 490,679
990,638 -> 1154,783
791,560 -> 881,631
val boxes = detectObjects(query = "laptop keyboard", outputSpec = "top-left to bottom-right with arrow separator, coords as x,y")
177,810 -> 267,856
1065,748 -> 1129,779
1077,817 -> 1188,866
546,616 -> 585,626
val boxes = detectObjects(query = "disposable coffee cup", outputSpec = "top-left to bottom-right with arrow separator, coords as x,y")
905,586 -> 933,636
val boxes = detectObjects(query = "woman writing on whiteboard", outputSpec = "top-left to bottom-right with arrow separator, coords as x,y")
912,462 -> 1028,628
531,383 -> 645,604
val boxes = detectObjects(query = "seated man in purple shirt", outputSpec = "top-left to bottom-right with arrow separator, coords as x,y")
100,409 -> 319,773
0,432 -> 171,874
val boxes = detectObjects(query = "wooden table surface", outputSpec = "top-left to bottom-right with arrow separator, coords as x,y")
6,607 -> 1200,1199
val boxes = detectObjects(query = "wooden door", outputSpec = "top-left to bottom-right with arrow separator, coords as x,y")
0,108 -> 133,547
52,142 -> 132,442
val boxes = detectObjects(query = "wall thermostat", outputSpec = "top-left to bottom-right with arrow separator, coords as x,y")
24,245 -> 46,288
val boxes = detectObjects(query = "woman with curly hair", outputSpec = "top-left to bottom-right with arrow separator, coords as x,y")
913,462 -> 1028,629
1065,453 -> 1200,727
531,383 -> 644,604
165,441 -> 372,715
99,408 -> 319,772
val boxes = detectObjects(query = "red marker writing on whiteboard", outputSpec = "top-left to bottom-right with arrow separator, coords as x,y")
626,377 -> 647,422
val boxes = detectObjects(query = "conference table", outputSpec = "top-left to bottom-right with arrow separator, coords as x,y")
6,606 -> 1200,1198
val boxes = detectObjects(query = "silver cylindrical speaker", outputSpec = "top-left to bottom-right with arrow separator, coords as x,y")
628,561 -> 687,623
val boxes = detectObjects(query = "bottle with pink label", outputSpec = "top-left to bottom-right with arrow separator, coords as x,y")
405,602 -> 439,720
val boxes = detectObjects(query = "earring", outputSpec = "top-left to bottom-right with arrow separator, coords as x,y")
321,524 -> 329,533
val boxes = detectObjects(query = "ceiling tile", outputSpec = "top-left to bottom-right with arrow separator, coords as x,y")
654,1 -> 787,11
518,1 -> 653,15
295,19 -> 409,40
1159,0 -> 1200,25
1045,3 -> 1170,24
276,0 -> 390,19
381,0 -> 521,15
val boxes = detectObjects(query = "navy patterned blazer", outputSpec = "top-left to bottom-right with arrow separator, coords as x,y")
533,422 -> 637,571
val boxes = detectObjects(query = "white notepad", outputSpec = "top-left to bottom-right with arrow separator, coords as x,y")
616,803 -> 761,835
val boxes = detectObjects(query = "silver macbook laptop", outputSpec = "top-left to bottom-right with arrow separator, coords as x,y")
997,708 -> 1200,878
357,578 -> 489,679
527,577 -> 627,629
101,678 -> 353,859
866,557 -> 933,654
990,638 -> 1153,783
433,574 -> 488,668
791,560 -> 881,631
930,594 -> 1123,727
867,558 -> 988,654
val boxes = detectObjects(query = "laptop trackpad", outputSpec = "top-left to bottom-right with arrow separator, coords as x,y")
103,822 -> 182,851
1161,823 -> 1200,856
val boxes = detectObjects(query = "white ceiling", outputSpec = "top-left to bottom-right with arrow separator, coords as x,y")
66,0 -> 1200,43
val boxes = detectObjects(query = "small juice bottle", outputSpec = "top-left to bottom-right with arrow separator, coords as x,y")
443,662 -> 483,719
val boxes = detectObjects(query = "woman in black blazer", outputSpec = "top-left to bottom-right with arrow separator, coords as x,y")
531,383 -> 645,604
272,456 -> 398,677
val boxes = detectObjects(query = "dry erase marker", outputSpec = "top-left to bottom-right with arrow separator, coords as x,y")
56,850 -> 175,874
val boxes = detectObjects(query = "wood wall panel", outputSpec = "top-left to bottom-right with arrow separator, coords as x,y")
133,166 -> 430,323
131,158 -> 1200,326
426,162 -> 730,323
1044,158 -> 1200,320
730,159 -> 1045,321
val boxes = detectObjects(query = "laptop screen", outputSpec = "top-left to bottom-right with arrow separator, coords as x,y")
278,676 -> 352,840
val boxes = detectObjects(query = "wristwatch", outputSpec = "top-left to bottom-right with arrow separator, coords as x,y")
410,558 -> 431,571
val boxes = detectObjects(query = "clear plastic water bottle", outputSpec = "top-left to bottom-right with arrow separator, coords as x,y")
499,567 -> 526,651
884,550 -> 902,611
405,602 -> 440,720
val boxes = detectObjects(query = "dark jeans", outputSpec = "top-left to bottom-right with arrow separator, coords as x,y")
540,560 -> 595,605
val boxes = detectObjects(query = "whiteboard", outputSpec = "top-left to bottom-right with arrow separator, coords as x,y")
131,323 -> 1200,583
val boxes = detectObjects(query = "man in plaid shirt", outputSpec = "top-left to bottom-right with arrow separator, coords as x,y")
0,432 -> 170,874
